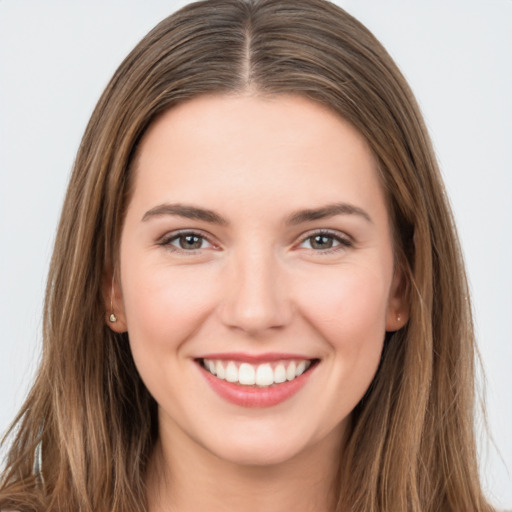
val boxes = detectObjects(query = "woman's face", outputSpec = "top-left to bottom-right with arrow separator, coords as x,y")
112,94 -> 406,466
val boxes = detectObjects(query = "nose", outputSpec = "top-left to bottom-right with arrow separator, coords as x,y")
218,247 -> 293,336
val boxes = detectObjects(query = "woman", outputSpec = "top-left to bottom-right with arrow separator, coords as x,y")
0,0 -> 498,510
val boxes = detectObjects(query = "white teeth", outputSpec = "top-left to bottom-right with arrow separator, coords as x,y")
207,360 -> 216,375
255,364 -> 274,386
239,363 -> 256,385
296,361 -> 307,376
274,363 -> 287,383
286,361 -> 296,381
215,360 -> 225,380
225,361 -> 238,383
202,358 -> 313,387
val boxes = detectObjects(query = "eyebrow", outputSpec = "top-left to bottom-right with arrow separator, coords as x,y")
285,202 -> 372,225
141,202 -> 372,225
142,203 -> 228,225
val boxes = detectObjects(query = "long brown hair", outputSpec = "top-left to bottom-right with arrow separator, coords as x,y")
0,1 -> 493,511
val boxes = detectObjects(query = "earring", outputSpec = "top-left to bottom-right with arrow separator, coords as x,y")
397,313 -> 401,323
109,276 -> 117,323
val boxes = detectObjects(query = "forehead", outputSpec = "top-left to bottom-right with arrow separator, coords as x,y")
128,93 -> 387,225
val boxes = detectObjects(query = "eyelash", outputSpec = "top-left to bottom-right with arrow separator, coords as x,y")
298,230 -> 353,254
157,229 -> 353,255
158,230 -> 215,253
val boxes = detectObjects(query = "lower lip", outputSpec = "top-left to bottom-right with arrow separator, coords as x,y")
197,361 -> 316,408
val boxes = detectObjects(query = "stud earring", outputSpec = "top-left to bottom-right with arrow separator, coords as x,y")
109,276 -> 117,323
397,313 -> 401,323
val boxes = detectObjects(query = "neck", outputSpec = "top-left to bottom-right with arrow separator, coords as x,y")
146,418 -> 343,512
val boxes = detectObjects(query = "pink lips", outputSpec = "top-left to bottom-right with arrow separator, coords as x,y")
198,352 -> 310,363
196,353 -> 317,408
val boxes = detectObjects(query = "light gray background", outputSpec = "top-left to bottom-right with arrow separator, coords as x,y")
1,1 -> 511,508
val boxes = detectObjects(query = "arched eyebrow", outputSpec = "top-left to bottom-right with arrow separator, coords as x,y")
285,203 -> 372,225
142,203 -> 228,225
141,202 -> 372,225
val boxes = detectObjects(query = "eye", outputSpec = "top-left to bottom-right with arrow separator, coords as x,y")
299,231 -> 352,252
160,231 -> 213,252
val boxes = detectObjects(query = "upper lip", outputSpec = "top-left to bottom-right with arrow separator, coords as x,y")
195,352 -> 316,363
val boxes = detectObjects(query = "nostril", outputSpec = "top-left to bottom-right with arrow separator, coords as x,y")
218,292 -> 293,334
216,256 -> 294,334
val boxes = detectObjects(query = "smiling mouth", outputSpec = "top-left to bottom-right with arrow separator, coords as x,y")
198,358 -> 318,388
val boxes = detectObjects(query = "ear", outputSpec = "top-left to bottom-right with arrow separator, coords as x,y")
385,264 -> 410,332
102,270 -> 128,333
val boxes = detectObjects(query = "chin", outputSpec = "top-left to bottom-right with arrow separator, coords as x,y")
195,418 -> 330,468
208,438 -> 305,467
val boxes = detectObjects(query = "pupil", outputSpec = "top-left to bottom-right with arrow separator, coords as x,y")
180,235 -> 202,249
312,235 -> 332,249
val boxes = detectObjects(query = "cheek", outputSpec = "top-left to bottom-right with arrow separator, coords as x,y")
298,263 -> 389,386
296,265 -> 390,423
119,260 -> 221,413
298,263 -> 390,346
120,260 -> 219,357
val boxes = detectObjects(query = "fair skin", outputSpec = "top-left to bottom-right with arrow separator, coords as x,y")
108,94 -> 407,512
